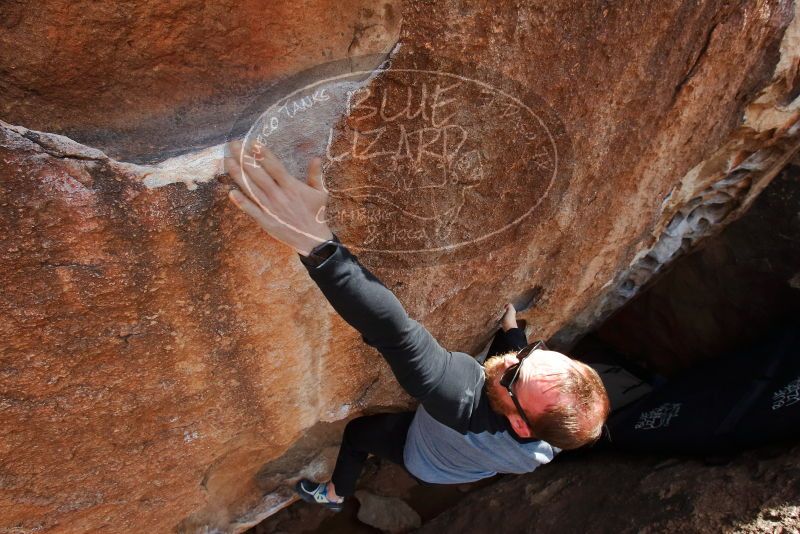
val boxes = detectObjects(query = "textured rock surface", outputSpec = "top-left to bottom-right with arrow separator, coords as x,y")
418,444 -> 800,534
2,1 -> 800,533
251,459 -> 481,533
0,0 -> 402,163
594,160 -> 800,376
354,490 -> 421,533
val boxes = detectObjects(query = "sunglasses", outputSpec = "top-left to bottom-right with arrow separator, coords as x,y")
499,340 -> 548,431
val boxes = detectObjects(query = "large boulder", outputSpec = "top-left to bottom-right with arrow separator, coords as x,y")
2,1 -> 800,532
417,444 -> 800,534
0,0 -> 402,163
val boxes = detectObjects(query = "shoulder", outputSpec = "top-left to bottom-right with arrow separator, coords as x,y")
466,388 -> 509,435
421,351 -> 485,433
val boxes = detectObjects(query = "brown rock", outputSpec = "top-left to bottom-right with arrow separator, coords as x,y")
593,160 -> 800,376
1,1 -> 800,533
417,445 -> 800,534
355,490 -> 421,533
0,0 -> 401,163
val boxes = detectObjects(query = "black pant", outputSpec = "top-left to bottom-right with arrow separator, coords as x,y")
330,327 -> 528,496
330,411 -> 416,496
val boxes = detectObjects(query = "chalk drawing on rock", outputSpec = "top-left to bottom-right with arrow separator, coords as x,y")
230,55 -> 574,263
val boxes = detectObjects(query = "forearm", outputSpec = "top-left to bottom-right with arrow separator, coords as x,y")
299,241 -> 449,400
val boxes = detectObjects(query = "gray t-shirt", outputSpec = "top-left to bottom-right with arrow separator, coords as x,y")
404,403 -> 558,484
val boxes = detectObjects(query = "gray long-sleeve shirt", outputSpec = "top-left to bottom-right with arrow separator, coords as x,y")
300,240 -> 557,483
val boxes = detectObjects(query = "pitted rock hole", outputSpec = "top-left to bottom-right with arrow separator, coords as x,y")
240,60 -> 573,263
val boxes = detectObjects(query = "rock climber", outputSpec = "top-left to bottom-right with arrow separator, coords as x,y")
223,141 -> 610,512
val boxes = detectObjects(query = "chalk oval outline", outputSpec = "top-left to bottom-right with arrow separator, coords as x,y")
241,68 -> 561,255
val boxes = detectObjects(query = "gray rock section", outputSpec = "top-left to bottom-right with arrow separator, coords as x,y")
418,445 -> 800,534
355,490 -> 422,533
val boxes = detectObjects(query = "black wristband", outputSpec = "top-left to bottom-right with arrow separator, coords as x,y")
300,234 -> 341,267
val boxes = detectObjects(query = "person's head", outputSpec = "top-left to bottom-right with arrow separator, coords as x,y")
484,343 -> 610,450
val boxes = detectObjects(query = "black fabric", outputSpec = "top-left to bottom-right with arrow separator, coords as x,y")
328,327 -> 529,495
480,327 -> 528,364
330,411 -> 416,496
299,235 -> 341,267
604,319 -> 800,454
299,239 -> 488,434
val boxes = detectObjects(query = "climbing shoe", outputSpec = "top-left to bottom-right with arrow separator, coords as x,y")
294,479 -> 344,512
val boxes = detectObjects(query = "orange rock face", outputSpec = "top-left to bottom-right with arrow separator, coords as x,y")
1,1 -> 800,532
0,0 -> 402,163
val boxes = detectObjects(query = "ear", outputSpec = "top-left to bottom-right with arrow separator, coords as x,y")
507,414 -> 534,438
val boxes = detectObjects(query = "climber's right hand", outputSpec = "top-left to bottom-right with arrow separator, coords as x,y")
224,140 -> 334,256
